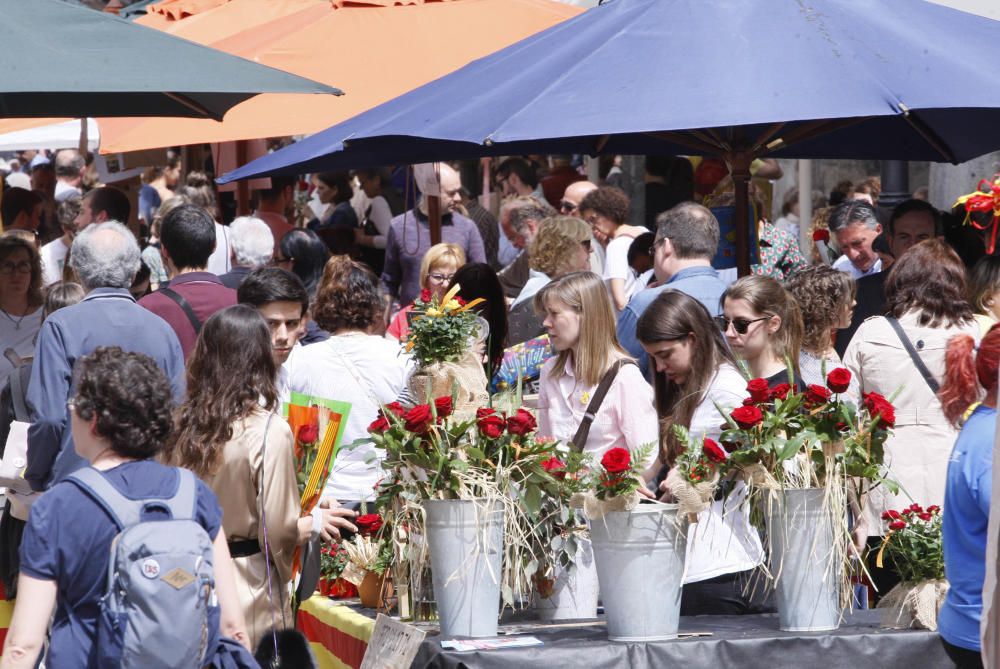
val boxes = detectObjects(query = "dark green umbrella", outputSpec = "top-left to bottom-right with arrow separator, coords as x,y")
0,0 -> 341,120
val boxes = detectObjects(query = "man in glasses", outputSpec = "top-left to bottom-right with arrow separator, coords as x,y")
497,197 -> 555,298
616,202 -> 727,376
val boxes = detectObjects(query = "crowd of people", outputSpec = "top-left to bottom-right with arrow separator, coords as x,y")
0,150 -> 997,668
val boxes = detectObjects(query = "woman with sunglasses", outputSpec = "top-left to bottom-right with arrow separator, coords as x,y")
635,290 -> 767,615
719,275 -> 804,388
386,243 -> 466,342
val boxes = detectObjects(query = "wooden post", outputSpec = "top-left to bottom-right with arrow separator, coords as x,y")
235,140 -> 250,217
428,194 -> 442,246
730,152 -> 753,277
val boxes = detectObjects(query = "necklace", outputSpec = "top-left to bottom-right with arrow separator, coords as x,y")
0,308 -> 29,331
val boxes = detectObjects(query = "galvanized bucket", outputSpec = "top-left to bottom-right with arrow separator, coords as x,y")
590,503 -> 686,641
532,538 -> 600,621
765,487 -> 841,631
423,499 -> 504,638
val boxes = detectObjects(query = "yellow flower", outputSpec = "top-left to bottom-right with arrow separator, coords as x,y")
426,307 -> 443,318
444,299 -> 461,312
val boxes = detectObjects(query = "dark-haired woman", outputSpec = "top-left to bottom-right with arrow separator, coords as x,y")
844,239 -> 979,596
935,324 -> 1000,669
308,172 -> 357,231
287,256 -> 413,505
636,290 -> 766,615
166,305 -> 354,649
0,233 -> 44,382
449,263 -> 508,380
2,348 -> 251,668
276,229 -> 331,345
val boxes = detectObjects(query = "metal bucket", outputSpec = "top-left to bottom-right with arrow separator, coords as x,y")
423,499 -> 504,638
532,538 -> 600,621
590,503 -> 686,641
765,487 -> 841,632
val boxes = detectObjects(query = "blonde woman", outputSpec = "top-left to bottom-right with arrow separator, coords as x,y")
535,271 -> 657,460
386,243 -> 466,342
720,274 -> 804,388
784,265 -> 858,397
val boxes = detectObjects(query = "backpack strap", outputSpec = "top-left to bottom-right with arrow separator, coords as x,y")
885,316 -> 940,394
158,287 -> 202,335
570,358 -> 637,453
67,467 -> 197,530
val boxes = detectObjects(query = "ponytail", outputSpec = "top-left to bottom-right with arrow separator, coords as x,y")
939,334 -> 977,428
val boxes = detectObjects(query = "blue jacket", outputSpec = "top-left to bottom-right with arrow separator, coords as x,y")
26,288 -> 185,491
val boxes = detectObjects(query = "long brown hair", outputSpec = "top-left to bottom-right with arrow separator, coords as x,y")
0,232 -> 44,307
165,305 -> 277,479
885,238 -> 972,328
534,271 -> 627,386
637,290 -> 738,465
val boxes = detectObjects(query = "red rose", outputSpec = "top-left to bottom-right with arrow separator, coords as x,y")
455,296 -> 467,306
746,378 -> 771,404
909,503 -> 923,513
434,396 -> 453,419
477,412 -> 506,439
403,404 -> 434,434
769,383 -> 791,401
506,409 -> 537,436
368,415 -> 391,434
601,447 -> 631,474
888,520 -> 907,531
541,456 -> 566,479
384,402 -> 406,417
355,514 -> 384,535
476,407 -> 498,419
863,392 -> 896,428
419,289 -> 432,303
297,423 -> 319,444
881,510 -> 901,520
813,228 -> 830,243
826,368 -> 852,394
927,505 -> 941,514
805,384 -> 832,406
730,405 -> 764,429
702,438 -> 727,464
918,512 -> 932,521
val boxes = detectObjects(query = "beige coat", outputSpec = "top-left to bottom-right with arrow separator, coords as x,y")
843,310 -> 979,529
207,409 -> 301,650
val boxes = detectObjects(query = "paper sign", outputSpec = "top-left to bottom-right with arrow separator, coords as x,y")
441,636 -> 544,651
359,614 -> 426,669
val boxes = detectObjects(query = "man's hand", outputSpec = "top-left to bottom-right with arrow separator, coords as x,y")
318,499 -> 358,542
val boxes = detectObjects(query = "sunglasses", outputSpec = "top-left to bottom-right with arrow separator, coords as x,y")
714,315 -> 771,335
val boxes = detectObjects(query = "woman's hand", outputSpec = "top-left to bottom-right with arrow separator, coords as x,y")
657,479 -> 676,503
318,499 -> 359,542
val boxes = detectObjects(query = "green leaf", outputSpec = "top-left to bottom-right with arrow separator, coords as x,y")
524,485 -> 542,516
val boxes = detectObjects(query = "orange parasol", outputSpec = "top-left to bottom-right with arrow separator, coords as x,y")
94,0 -> 582,153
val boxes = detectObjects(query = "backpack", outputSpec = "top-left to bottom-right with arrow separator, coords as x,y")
67,467 -> 221,669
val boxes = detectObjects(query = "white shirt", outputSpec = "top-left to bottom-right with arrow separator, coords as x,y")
537,356 -> 658,465
54,180 -> 81,203
603,235 -> 642,309
832,253 -> 882,280
681,362 -> 765,583
286,334 -> 413,502
511,269 -> 550,309
206,223 -> 232,276
0,306 -> 43,381
40,237 -> 70,286
365,196 -> 393,250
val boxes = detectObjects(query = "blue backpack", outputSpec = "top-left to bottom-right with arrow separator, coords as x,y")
67,467 -> 221,669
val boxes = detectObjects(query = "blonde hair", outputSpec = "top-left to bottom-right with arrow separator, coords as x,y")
419,243 -> 466,289
723,274 -> 804,376
529,216 -> 591,277
534,271 -> 627,386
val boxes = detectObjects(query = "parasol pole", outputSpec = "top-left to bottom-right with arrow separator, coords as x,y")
729,151 -> 753,277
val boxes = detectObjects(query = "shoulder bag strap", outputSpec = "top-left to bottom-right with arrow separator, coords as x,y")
885,316 -> 940,394
9,368 -> 29,423
159,287 -> 202,335
66,467 -> 142,529
570,358 -> 637,453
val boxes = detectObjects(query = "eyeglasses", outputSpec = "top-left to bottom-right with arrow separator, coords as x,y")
647,237 -> 667,256
714,315 -> 771,335
559,200 -> 578,214
0,260 -> 32,275
427,272 -> 456,283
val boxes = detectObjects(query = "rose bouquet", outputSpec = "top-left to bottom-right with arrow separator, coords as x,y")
571,444 -> 655,519
875,504 -> 947,630
340,512 -> 395,609
318,542 -> 357,598
369,396 -> 564,611
664,426 -> 731,522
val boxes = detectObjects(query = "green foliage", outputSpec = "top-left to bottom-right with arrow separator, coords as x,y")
880,505 -> 944,582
